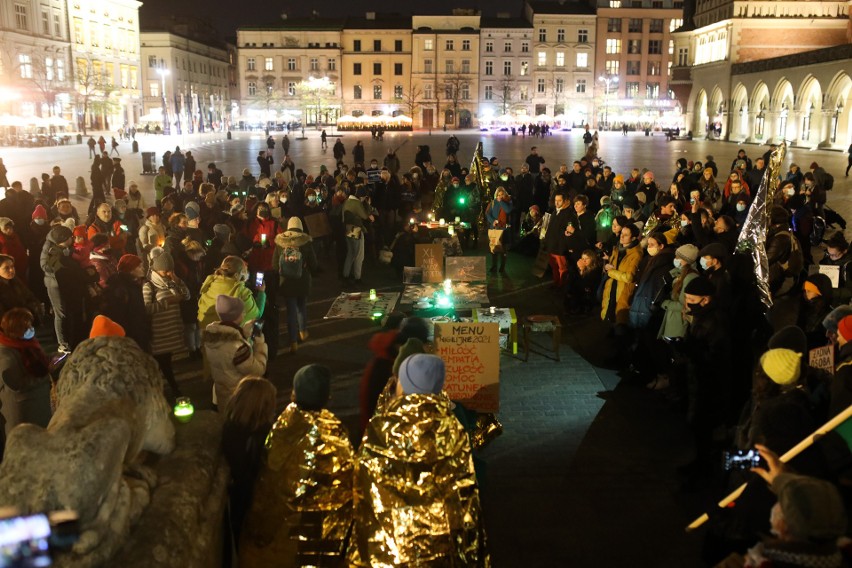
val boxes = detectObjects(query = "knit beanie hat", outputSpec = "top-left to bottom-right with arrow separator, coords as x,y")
393,338 -> 426,376
61,217 -> 76,231
213,224 -> 231,241
184,201 -> 200,220
0,217 -> 13,229
72,225 -> 87,238
699,242 -> 727,262
151,250 -> 174,272
768,325 -> 807,357
675,244 -> 699,265
773,473 -> 847,541
230,203 -> 245,216
49,225 -> 72,244
146,206 -> 160,218
759,348 -> 802,385
117,254 -> 143,274
803,280 -> 822,297
398,353 -> 445,395
838,315 -> 852,342
215,294 -> 243,323
292,364 -> 332,411
823,306 -> 852,334
399,317 -> 430,343
31,205 -> 48,220
89,315 -> 126,338
287,217 -> 303,231
613,174 -> 624,183
684,275 -> 715,297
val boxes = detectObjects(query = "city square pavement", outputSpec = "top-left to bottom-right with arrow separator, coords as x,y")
2,130 -> 851,566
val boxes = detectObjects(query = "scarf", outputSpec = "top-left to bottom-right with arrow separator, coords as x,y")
0,332 -> 49,377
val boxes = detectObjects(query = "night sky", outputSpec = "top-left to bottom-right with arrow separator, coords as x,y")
140,0 -> 523,37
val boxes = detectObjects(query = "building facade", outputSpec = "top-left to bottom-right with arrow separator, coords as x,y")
139,31 -> 230,132
524,1 -> 597,126
68,0 -> 143,131
340,15 -> 412,119
0,0 -> 73,124
594,0 -> 684,129
673,0 -> 850,148
236,21 -> 344,127
411,12 -> 481,129
478,17 -> 534,122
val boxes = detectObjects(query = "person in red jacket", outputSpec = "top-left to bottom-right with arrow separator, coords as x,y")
0,218 -> 28,282
245,201 -> 281,363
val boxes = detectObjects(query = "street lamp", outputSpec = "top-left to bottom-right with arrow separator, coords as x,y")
157,68 -> 170,135
598,74 -> 618,130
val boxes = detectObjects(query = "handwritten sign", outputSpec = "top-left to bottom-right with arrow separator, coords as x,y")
434,322 -> 500,413
415,243 -> 444,283
819,265 -> 841,288
809,344 -> 834,375
445,256 -> 487,282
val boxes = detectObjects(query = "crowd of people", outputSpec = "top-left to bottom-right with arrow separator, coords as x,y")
0,131 -> 851,566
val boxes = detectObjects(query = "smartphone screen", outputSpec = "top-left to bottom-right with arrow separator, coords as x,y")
722,449 -> 764,471
254,272 -> 264,288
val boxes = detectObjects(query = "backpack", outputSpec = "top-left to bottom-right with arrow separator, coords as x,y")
279,246 -> 303,279
824,172 -> 834,191
810,216 -> 827,247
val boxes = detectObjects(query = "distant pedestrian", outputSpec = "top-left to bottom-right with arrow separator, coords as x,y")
170,146 -> 186,187
846,142 -> 852,177
281,135 -> 290,155
86,136 -> 96,158
266,135 -> 275,151
0,159 -> 7,188
321,130 -> 328,150
97,136 -> 106,153
110,137 -> 120,156
333,139 -> 345,161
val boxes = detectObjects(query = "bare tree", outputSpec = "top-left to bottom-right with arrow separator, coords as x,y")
551,78 -> 564,115
497,76 -> 517,115
72,56 -> 118,134
440,72 -> 472,127
400,84 -> 424,119
27,50 -> 72,118
295,77 -> 334,130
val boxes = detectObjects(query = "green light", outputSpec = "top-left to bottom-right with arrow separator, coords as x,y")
372,311 -> 384,318
173,397 -> 195,423
459,197 -> 466,205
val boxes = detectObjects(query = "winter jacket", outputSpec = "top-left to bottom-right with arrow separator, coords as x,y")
543,206 -> 571,256
203,321 -> 267,410
103,272 -> 151,352
245,217 -> 280,273
629,248 -> 676,329
658,268 -> 698,339
831,341 -> 852,419
486,199 -> 513,229
142,271 -> 190,355
0,231 -> 28,281
359,329 -> 399,434
197,275 -> 264,330
137,220 -> 165,257
600,242 -> 643,325
0,277 -> 41,322
88,251 -> 117,289
0,343 -> 51,438
273,230 -> 317,298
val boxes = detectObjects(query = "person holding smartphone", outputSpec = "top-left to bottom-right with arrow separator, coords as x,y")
273,217 -> 317,354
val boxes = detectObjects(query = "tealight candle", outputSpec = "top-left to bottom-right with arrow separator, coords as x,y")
490,306 -> 496,315
448,225 -> 455,236
455,216 -> 461,224
369,288 -> 377,301
173,397 -> 195,423
439,218 -> 446,226
443,278 -> 452,294
260,233 -> 267,245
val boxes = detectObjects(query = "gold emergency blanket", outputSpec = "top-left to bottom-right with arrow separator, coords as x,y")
239,403 -> 354,568
349,393 -> 490,567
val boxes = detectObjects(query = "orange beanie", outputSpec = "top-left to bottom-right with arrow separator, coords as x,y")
89,315 -> 126,338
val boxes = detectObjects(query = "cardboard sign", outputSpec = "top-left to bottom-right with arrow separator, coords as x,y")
303,212 -> 332,238
819,265 -> 841,288
415,243 -> 444,282
809,344 -> 834,375
434,322 -> 500,413
445,256 -> 487,282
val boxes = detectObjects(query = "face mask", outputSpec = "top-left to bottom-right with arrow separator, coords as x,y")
453,183 -> 459,188
686,301 -> 706,315
680,219 -> 689,227
699,257 -> 710,270
23,327 -> 35,340
647,246 -> 659,257
62,247 -> 71,256
673,258 -> 683,269
736,203 -> 746,212
308,196 -> 317,202
785,188 -> 796,196
501,175 -> 508,181
34,219 -> 45,225
258,210 -> 270,219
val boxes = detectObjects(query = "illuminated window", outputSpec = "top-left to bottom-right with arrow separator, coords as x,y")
73,18 -> 83,44
14,4 -> 28,30
45,57 -> 54,81
648,61 -> 661,75
520,61 -> 529,76
394,84 -> 403,99
670,19 -> 683,32
264,57 -> 273,71
606,39 -> 621,54
484,85 -> 492,100
373,84 -> 382,99
56,58 -> 64,81
628,40 -> 641,54
625,81 -> 639,98
424,38 -> 433,51
18,54 -> 32,79
129,66 -> 136,89
120,64 -> 128,88
247,81 -> 256,96
605,60 -> 619,74
610,0 -> 621,6
149,81 -> 159,97
537,51 -> 546,66
556,52 -> 564,66
576,52 -> 588,68
646,82 -> 659,98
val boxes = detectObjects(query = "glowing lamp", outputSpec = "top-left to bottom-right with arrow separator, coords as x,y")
439,218 -> 446,226
455,216 -> 461,224
427,213 -> 433,221
260,233 -> 268,245
173,397 -> 194,423
436,293 -> 453,309
459,197 -> 466,205
443,278 -> 452,294
489,306 -> 497,315
409,218 -> 416,225
448,225 -> 455,236
369,288 -> 377,301
372,311 -> 384,320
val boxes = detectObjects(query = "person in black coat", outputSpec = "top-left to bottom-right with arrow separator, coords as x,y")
111,160 -> 125,191
544,192 -> 572,288
103,255 -> 151,352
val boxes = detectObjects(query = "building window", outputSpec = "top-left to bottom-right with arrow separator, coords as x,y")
670,18 -> 684,32
606,39 -> 621,54
578,29 -> 588,43
557,29 -> 565,42
44,57 -> 53,81
576,78 -> 586,93
328,58 -> 336,71
353,63 -> 362,75
248,81 -> 256,96
287,58 -> 296,71
520,61 -> 529,76
445,85 -> 453,99
56,58 -> 64,81
424,59 -> 433,73
605,60 -> 619,74
503,61 -> 512,75
485,41 -> 493,53
628,40 -> 641,54
373,62 -> 381,75
353,85 -> 361,99
148,55 -> 157,67
120,64 -> 128,88
625,81 -> 639,98
41,10 -> 50,35
521,41 -> 529,53
394,62 -> 403,75
264,57 -> 273,71
424,38 -> 433,51
677,48 -> 688,66
14,4 -> 28,30
649,19 -> 663,33
308,58 -> 317,71
484,85 -> 493,100
461,83 -> 470,100
90,24 -> 99,47
538,28 -> 546,42
626,61 -> 640,75
646,82 -> 659,98
504,42 -> 511,53
288,82 -> 296,96
373,84 -> 382,99
556,52 -> 564,66
669,39 -> 675,55
485,61 -> 493,75
652,0 -> 663,7
246,57 -> 256,71
53,13 -> 61,37
610,0 -> 621,6
519,85 -> 529,100
537,52 -> 546,66
354,40 -> 361,52
445,60 -> 454,73
395,39 -> 403,52
73,18 -> 83,44
149,81 -> 159,97
628,19 -> 642,33
462,39 -> 471,51
648,61 -> 661,75
555,78 -> 564,93
607,18 -> 622,32
537,78 -> 546,93
394,84 -> 403,99
461,59 -> 470,73
445,39 -> 454,51
576,53 -> 588,68
373,39 -> 382,51
648,40 -> 662,54
424,83 -> 432,99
